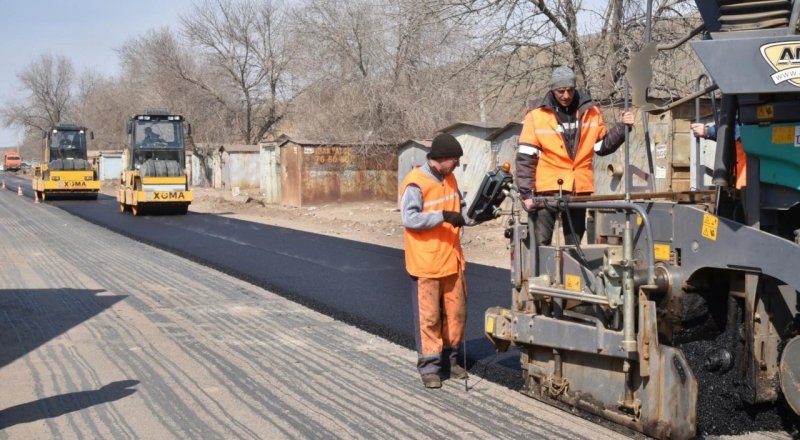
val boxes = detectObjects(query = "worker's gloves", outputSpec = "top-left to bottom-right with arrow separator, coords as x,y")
523,198 -> 546,211
442,211 -> 466,227
523,197 -> 553,212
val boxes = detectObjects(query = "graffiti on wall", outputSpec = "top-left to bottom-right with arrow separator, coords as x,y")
306,146 -> 359,171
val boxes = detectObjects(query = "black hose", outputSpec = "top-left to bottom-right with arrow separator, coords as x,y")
558,198 -> 590,267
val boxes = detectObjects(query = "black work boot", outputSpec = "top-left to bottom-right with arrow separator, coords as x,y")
448,364 -> 468,380
421,373 -> 442,389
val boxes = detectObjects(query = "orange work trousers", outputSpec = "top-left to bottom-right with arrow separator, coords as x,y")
411,270 -> 467,375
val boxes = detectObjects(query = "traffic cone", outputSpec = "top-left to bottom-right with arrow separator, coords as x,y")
17,186 -> 22,196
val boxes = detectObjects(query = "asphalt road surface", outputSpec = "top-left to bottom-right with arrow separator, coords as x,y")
0,174 -> 792,439
0,180 -> 624,439
6,175 -> 522,382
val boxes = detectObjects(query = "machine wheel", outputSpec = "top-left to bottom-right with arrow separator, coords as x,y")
176,203 -> 189,215
780,336 -> 800,416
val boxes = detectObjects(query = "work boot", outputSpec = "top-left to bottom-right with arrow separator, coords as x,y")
448,364 -> 468,380
421,373 -> 441,389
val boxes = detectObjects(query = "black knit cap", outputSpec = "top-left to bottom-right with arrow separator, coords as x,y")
428,133 -> 463,159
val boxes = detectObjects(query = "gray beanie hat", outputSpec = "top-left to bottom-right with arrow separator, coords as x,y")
550,65 -> 577,89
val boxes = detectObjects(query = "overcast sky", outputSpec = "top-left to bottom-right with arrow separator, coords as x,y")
0,0 -> 197,147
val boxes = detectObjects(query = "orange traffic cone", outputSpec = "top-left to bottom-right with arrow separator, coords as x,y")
17,186 -> 22,196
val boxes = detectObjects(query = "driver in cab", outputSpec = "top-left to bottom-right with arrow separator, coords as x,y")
142,127 -> 164,146
59,133 -> 77,148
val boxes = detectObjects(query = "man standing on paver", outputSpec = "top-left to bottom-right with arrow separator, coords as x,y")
399,133 -> 470,389
516,65 -> 634,246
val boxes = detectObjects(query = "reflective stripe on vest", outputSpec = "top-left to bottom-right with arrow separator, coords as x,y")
400,168 -> 465,278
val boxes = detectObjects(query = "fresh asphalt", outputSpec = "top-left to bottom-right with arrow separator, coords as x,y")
5,175 -> 523,388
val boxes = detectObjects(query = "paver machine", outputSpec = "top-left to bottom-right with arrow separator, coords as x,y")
474,2 -> 800,438
32,123 -> 99,200
118,110 -> 192,215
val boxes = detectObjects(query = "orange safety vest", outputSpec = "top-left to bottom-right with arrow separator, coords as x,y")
519,106 -> 607,193
400,168 -> 465,278
735,139 -> 747,189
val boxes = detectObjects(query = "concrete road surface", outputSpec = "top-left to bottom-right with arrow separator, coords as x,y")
0,181 -> 627,438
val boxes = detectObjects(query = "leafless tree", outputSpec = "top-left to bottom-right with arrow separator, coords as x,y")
2,0 -> 706,162
289,0 -> 486,142
1,54 -> 75,136
75,73 -> 141,151
292,0 -> 383,81
179,0 -> 299,144
117,28 -> 234,134
426,0 -> 697,104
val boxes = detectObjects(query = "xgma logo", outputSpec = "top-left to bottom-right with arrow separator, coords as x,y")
153,192 -> 186,200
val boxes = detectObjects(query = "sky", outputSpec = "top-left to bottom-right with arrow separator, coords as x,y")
0,0 -> 197,147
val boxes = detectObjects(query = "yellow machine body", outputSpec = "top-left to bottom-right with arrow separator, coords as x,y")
117,110 -> 192,215
33,125 -> 99,200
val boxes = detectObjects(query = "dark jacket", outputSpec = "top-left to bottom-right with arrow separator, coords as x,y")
515,90 -> 629,198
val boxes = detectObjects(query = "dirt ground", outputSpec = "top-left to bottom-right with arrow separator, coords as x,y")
185,186 -> 511,269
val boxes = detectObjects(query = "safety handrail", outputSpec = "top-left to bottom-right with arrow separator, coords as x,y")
528,196 -> 656,286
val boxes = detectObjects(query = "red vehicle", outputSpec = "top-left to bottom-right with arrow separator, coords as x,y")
3,152 -> 21,171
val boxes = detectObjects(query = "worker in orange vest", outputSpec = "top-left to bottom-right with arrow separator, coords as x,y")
691,122 -> 747,189
516,65 -> 635,246
399,133 -> 472,389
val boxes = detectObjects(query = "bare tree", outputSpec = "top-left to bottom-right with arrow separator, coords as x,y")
427,0 -> 697,104
74,73 -> 141,151
117,28 -> 232,137
293,0 -> 383,81
1,54 -> 75,135
288,0 -> 485,142
179,0 -> 299,144
0,0 -> 705,165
